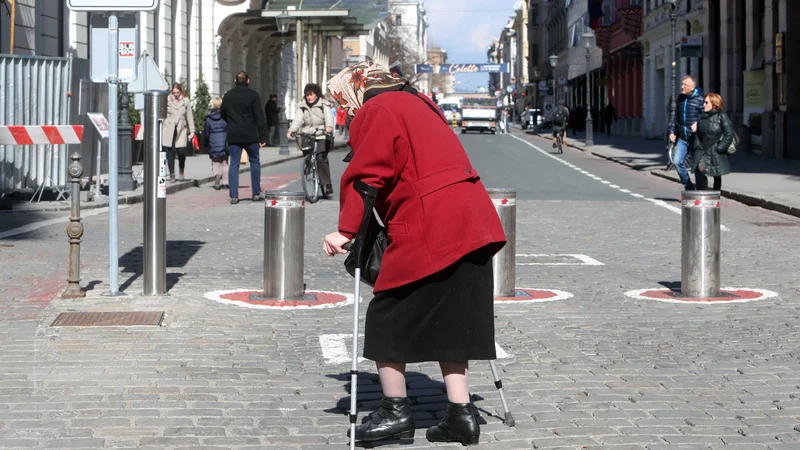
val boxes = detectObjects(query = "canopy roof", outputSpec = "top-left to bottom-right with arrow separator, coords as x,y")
247,0 -> 389,36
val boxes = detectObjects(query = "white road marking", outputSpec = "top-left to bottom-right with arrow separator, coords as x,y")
0,205 -> 132,240
508,134 -> 732,232
319,334 -> 512,364
516,254 -> 605,266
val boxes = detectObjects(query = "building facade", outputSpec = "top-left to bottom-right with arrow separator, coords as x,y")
389,0 -> 429,90
702,0 -> 799,158
595,0 -> 644,136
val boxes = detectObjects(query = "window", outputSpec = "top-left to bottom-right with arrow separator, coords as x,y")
602,1 -> 613,26
395,14 -> 402,26
630,0 -> 642,5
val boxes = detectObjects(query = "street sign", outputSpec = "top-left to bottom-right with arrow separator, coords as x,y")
128,50 -> 169,109
67,0 -> 158,11
506,85 -> 514,93
680,35 -> 703,58
90,14 -> 138,82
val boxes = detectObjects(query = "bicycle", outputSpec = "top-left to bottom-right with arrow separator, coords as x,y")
553,127 -> 564,154
293,130 -> 331,203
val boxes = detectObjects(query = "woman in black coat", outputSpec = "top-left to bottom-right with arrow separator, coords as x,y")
690,92 -> 733,190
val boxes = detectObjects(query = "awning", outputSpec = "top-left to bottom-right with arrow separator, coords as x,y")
245,0 -> 389,36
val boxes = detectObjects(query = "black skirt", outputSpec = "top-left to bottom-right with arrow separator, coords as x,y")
363,248 -> 497,363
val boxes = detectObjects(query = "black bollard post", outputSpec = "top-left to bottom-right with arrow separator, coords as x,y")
62,152 -> 86,299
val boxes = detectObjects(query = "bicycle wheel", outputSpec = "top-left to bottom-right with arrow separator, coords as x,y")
557,133 -> 563,154
301,156 -> 320,203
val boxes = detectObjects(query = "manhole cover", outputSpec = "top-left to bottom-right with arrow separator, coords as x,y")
51,311 -> 164,327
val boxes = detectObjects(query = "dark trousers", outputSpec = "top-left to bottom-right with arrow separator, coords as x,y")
605,120 -> 613,135
695,170 -> 722,191
163,146 -> 186,175
228,143 -> 262,198
267,125 -> 278,146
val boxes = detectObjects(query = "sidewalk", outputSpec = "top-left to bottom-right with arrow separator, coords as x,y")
4,140 -> 348,213
533,128 -> 800,218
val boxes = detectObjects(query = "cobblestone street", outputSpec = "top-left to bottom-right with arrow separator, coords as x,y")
2,133 -> 800,449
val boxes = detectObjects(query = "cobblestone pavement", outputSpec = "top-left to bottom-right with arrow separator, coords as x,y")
1,133 -> 800,449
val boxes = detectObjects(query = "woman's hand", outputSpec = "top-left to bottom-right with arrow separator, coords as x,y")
690,122 -> 697,133
324,232 -> 350,256
286,131 -> 294,139
325,126 -> 333,134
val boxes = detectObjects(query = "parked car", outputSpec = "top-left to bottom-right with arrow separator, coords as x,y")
521,108 -> 545,130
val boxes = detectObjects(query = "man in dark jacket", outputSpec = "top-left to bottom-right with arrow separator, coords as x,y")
264,95 -> 280,146
221,71 -> 269,204
668,75 -> 704,191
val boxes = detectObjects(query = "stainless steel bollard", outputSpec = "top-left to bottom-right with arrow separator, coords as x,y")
143,91 -> 168,295
487,188 -> 516,297
264,191 -> 306,299
62,152 -> 86,299
681,190 -> 721,297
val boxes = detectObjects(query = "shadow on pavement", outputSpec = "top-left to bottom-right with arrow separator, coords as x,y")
118,240 -> 204,292
659,281 -> 682,292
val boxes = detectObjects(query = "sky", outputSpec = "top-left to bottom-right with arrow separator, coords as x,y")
423,0 -> 522,92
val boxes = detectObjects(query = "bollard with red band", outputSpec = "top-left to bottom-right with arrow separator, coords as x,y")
681,190 -> 721,297
487,188 -> 516,297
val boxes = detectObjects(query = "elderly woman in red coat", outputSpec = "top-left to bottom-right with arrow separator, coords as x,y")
324,61 -> 506,446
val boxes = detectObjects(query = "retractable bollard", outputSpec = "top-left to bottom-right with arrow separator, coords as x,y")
681,190 -> 721,297
264,191 -> 306,299
143,91 -> 168,295
487,188 -> 516,297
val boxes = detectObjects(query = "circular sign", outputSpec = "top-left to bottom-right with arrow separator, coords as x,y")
506,85 -> 514,93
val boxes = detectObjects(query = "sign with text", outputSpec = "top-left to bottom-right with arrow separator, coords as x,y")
680,35 -> 703,58
415,63 -> 509,74
90,14 -> 138,82
67,0 -> 158,11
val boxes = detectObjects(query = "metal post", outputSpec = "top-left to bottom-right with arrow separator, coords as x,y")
263,191 -> 306,299
143,91 -> 168,295
108,13 -> 121,295
118,82 -> 136,191
585,46 -> 594,146
62,153 -> 86,299
279,35 -> 290,155
668,0 -> 679,136
681,190 -> 721,297
487,188 -> 516,297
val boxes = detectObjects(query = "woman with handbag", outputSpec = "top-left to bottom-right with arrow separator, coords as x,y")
162,82 -> 196,182
323,62 -> 506,446
690,93 -> 733,190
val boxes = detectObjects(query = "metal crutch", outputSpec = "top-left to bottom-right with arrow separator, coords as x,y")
488,360 -> 515,426
344,180 -> 380,450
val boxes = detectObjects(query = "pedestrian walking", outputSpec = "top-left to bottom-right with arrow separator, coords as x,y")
162,82 -> 195,183
205,97 -> 229,191
264,94 -> 280,146
323,61 -> 507,446
668,75 -> 704,192
602,103 -> 617,136
221,71 -> 268,205
689,93 -> 733,190
335,105 -> 347,136
287,83 -> 334,197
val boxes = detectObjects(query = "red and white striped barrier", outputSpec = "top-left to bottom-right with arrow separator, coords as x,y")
0,125 -> 83,145
133,124 -> 144,141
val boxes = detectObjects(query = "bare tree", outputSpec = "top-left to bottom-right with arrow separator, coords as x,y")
385,10 -> 424,86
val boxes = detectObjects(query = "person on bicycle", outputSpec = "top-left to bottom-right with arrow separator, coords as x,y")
288,83 -> 335,197
552,101 -> 569,149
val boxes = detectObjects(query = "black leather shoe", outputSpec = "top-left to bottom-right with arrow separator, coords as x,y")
347,397 -> 415,442
325,184 -> 334,197
426,402 -> 479,446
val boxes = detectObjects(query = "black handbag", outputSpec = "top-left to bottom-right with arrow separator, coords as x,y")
343,209 -> 387,287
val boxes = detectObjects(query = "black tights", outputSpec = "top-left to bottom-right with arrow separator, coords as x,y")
163,146 -> 186,175
695,170 -> 722,190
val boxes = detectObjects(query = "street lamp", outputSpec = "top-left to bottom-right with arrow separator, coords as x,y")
549,54 -> 558,106
276,10 -> 292,155
342,45 -> 353,69
666,0 -> 680,139
582,30 -> 596,147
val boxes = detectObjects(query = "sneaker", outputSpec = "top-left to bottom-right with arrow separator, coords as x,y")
230,198 -> 239,205
252,193 -> 265,202
552,142 -> 557,148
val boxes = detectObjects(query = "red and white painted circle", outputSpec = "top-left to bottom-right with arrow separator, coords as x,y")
495,288 -> 573,303
624,287 -> 778,304
204,289 -> 355,310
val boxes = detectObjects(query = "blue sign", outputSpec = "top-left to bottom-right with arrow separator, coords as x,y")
415,63 -> 509,74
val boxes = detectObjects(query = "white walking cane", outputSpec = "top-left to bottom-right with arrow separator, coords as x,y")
343,180 -> 380,450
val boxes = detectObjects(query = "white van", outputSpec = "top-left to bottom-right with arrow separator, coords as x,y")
438,97 -> 462,126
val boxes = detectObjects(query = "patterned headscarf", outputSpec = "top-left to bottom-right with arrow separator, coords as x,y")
326,61 -> 407,118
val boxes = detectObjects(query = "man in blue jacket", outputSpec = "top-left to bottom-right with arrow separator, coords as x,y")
668,75 -> 704,191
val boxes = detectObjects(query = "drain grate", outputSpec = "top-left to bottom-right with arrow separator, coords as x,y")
51,311 -> 164,327
752,222 -> 799,227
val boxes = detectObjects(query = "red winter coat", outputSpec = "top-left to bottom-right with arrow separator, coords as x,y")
335,107 -> 347,127
339,91 -> 507,293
